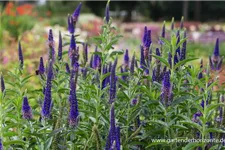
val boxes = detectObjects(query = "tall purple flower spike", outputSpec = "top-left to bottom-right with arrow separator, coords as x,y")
105,1 -> 110,23
68,15 -> 75,34
161,71 -> 172,106
22,96 -> 32,120
124,49 -> 129,68
176,30 -> 181,56
1,75 -> 5,93
115,126 -> 121,150
209,38 -> 223,71
180,31 -> 187,61
105,103 -> 117,150
68,71 -> 79,127
109,58 -> 117,104
58,31 -> 63,60
140,45 -> 146,69
93,46 -> 101,70
18,41 -> 24,69
161,22 -> 165,38
198,59 -> 203,79
47,29 -> 55,62
39,57 -> 45,75
41,60 -> 53,118
65,63 -> 70,74
72,2 -> 82,24
0,138 -> 3,150
130,54 -> 135,75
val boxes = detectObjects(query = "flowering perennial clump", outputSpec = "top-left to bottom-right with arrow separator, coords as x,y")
0,1 -> 225,150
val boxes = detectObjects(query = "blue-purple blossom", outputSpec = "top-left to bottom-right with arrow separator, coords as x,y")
168,52 -> 172,68
0,138 -> 3,150
102,65 -> 108,89
90,55 -> 94,68
120,67 -> 126,81
69,35 -> 79,70
156,48 -> 161,56
68,15 -> 75,34
39,57 -> 45,75
47,29 -> 55,61
142,27 -> 151,58
65,63 -> 70,74
1,75 -> 5,93
124,49 -> 129,68
109,58 -> 117,104
180,31 -> 187,60
105,1 -> 110,23
22,96 -> 32,120
93,47 -> 101,70
131,98 -> 138,106
115,126 -> 121,150
72,2 -> 82,24
198,59 -> 203,79
82,43 -> 88,64
58,31 -> 63,60
140,45 -> 146,69
176,30 -> 181,56
130,54 -> 135,75
68,34 -> 76,57
192,111 -> 202,123
18,41 -> 24,69
68,72 -> 79,127
209,38 -> 223,71
160,71 -> 172,106
41,60 -> 53,118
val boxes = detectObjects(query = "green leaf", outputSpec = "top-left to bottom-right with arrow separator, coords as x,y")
174,58 -> 199,70
149,120 -> 168,128
182,143 -> 202,150
4,140 -> 26,146
206,128 -> 225,134
146,141 -> 168,148
180,120 -> 202,132
48,128 -> 64,137
108,49 -> 124,57
151,54 -> 170,68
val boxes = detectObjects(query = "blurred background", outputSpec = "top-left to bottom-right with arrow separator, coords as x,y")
1,0 -> 225,73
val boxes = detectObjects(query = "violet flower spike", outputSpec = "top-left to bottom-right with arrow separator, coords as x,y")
209,38 -> 223,71
68,34 -> 76,57
130,54 -> 135,75
39,57 -> 45,75
109,58 -> 117,104
198,59 -> 203,79
22,96 -> 32,120
1,75 -> 5,93
93,47 -> 101,70
110,103 -> 116,148
176,30 -> 181,56
68,72 -> 79,127
0,138 -> 3,150
105,1 -> 110,23
180,31 -> 187,60
161,21 -> 166,38
140,45 -> 146,69
72,2 -> 82,24
90,55 -> 94,68
68,15 -> 75,34
124,49 -> 129,69
65,63 -> 70,74
41,60 -> 53,118
58,31 -> 63,60
115,126 -> 121,150
161,71 -> 172,106
47,29 -> 55,61
18,41 -> 24,69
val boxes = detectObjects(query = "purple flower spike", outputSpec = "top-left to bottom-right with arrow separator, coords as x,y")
47,29 -> 55,61
58,31 -> 63,60
130,54 -> 135,75
68,15 -> 75,34
156,48 -> 161,56
39,57 -> 45,75
140,45 -> 146,69
105,1 -> 110,23
83,43 -> 88,64
18,41 -> 24,69
109,103 -> 116,149
168,52 -> 172,68
68,72 -> 79,127
161,71 -> 172,106
68,34 -> 76,57
180,31 -> 187,61
176,30 -> 181,56
124,49 -> 129,68
198,59 -> 203,79
93,47 -> 101,70
1,75 -> 5,93
109,58 -> 117,104
72,2 -> 82,24
22,96 -> 32,120
0,138 -> 3,150
209,38 -> 223,71
65,63 -> 70,74
115,126 -> 121,150
161,22 -> 166,38
41,60 -> 53,118
120,67 -> 126,81
142,27 -> 151,59
90,55 -> 94,68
